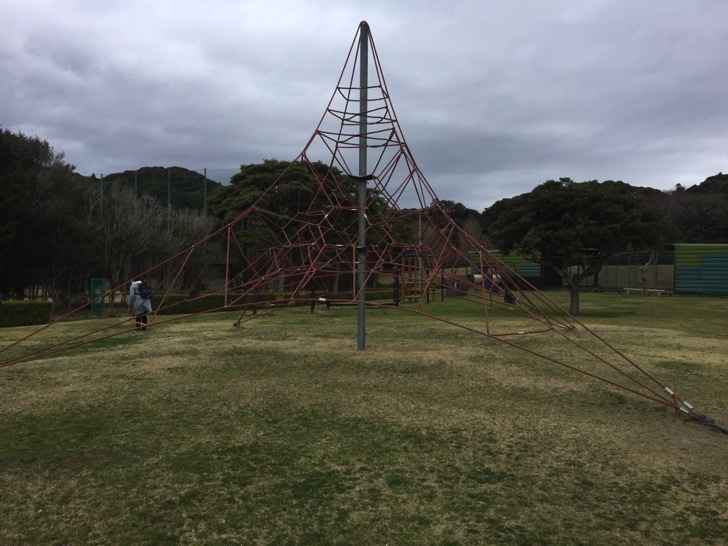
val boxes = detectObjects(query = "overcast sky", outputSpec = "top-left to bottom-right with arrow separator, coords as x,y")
2,0 -> 726,210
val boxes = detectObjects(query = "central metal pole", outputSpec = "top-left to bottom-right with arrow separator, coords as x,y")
356,21 -> 369,351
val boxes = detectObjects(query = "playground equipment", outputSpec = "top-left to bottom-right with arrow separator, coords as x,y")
1,22 -> 724,434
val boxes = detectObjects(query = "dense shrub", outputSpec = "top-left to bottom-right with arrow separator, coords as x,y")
0,300 -> 53,327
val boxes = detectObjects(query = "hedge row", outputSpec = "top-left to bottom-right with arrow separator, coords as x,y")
0,300 -> 54,328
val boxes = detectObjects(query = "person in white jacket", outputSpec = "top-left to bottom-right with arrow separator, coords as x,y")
128,280 -> 152,330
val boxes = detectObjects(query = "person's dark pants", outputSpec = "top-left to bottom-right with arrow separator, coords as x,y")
135,313 -> 148,330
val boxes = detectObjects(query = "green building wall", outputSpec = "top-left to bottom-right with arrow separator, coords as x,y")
673,244 -> 728,295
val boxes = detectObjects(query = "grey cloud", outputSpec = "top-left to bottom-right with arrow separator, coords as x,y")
1,0 -> 727,211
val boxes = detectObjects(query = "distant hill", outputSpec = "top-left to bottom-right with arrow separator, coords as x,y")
687,172 -> 728,195
94,166 -> 728,214
99,166 -> 225,211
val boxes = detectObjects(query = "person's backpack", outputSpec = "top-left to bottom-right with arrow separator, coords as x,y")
138,281 -> 153,300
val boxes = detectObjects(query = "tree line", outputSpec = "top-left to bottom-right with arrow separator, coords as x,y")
1,127 -> 726,312
0,129 -> 215,308
481,175 -> 728,313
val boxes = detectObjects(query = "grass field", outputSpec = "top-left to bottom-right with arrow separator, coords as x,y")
1,291 -> 726,544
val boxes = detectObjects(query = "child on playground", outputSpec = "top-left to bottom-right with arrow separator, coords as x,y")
128,280 -> 152,331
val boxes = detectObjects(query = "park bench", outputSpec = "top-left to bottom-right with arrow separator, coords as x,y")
623,288 -> 670,296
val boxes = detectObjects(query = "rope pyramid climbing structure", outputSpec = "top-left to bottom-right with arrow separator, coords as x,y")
1,22 -> 725,434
